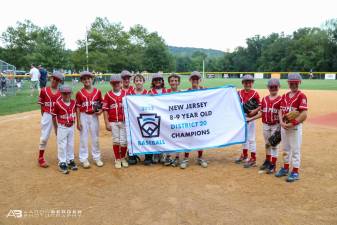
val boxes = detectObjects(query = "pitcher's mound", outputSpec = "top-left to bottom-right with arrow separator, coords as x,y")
309,112 -> 337,128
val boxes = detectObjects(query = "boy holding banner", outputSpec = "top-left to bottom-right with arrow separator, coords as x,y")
127,74 -> 147,165
103,74 -> 129,169
180,71 -> 208,169
166,73 -> 181,167
235,74 -> 261,168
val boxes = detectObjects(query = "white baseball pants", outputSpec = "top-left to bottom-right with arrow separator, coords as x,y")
281,124 -> 302,168
263,123 -> 280,157
57,125 -> 75,164
79,113 -> 101,162
242,120 -> 256,153
110,122 -> 127,146
39,112 -> 53,150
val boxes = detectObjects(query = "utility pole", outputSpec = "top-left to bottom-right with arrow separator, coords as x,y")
202,59 -> 205,79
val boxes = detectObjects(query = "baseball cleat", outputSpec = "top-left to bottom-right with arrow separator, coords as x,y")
95,159 -> 104,167
38,157 -> 49,168
266,164 -> 276,174
68,160 -> 78,171
171,158 -> 180,167
164,156 -> 173,166
243,158 -> 256,168
197,158 -> 208,168
259,160 -> 270,170
235,155 -> 247,164
275,167 -> 289,177
144,155 -> 152,166
127,155 -> 138,165
179,158 -> 189,169
121,158 -> 129,168
286,172 -> 300,182
114,159 -> 122,169
59,162 -> 69,174
81,159 -> 90,169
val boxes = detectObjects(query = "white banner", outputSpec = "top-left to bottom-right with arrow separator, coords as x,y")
123,86 -> 247,155
325,73 -> 336,80
254,73 -> 264,79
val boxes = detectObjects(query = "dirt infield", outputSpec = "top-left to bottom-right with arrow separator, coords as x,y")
1,89 -> 337,225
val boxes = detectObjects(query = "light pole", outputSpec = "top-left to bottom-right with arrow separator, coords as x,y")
85,26 -> 89,71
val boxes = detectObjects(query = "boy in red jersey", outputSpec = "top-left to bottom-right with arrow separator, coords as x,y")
52,85 -> 77,174
121,70 -> 134,93
103,74 -> 128,169
235,74 -> 260,168
180,71 -> 208,169
247,78 -> 282,173
76,71 -> 104,168
275,73 -> 308,182
37,71 -> 63,168
127,73 -> 147,165
166,73 -> 181,167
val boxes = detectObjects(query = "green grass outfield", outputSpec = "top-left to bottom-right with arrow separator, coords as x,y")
1,78 -> 336,116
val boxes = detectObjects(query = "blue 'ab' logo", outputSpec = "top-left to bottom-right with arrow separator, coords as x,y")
137,113 -> 161,138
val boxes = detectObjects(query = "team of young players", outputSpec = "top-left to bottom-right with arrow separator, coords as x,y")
37,71 -> 307,182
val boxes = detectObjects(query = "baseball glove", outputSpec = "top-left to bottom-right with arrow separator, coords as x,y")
243,98 -> 259,114
268,127 -> 281,147
283,111 -> 300,123
93,102 -> 103,112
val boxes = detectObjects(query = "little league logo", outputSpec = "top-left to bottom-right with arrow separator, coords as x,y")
137,113 -> 161,138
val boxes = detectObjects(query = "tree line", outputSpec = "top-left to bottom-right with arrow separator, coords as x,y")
1,17 -> 337,73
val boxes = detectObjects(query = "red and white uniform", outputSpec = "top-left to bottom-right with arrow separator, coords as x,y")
52,99 -> 76,164
76,88 -> 103,162
238,89 -> 261,155
38,87 -> 61,150
103,90 -> 127,146
280,91 -> 308,170
123,86 -> 134,93
128,88 -> 148,95
148,88 -> 167,95
261,95 -> 282,159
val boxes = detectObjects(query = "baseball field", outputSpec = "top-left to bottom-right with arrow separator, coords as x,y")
1,78 -> 337,225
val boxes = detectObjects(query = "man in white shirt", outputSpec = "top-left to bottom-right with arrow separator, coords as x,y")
29,64 -> 41,96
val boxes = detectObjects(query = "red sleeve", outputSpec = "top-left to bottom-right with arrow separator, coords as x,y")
38,88 -> 45,105
102,93 -> 109,110
255,91 -> 261,105
298,93 -> 308,111
75,92 -> 82,107
51,102 -> 58,116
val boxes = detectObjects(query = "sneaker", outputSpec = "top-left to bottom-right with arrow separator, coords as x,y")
38,157 -> 49,168
95,159 -> 104,167
59,162 -> 69,174
114,159 -> 122,169
275,167 -> 289,177
266,164 -> 276,174
81,159 -> 90,169
127,155 -> 138,165
180,158 -> 189,169
152,154 -> 160,164
67,160 -> 78,171
259,159 -> 270,170
144,155 -> 153,166
197,158 -> 208,168
121,158 -> 129,168
235,155 -> 247,164
243,158 -> 256,168
286,172 -> 300,182
164,156 -> 173,166
171,158 -> 180,167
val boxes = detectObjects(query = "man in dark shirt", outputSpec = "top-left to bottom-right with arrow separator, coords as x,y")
38,65 -> 48,88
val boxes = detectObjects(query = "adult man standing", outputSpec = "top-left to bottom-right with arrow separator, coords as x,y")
38,65 -> 48,88
30,64 -> 40,96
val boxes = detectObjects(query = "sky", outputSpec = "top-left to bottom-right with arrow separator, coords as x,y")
0,0 -> 336,51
